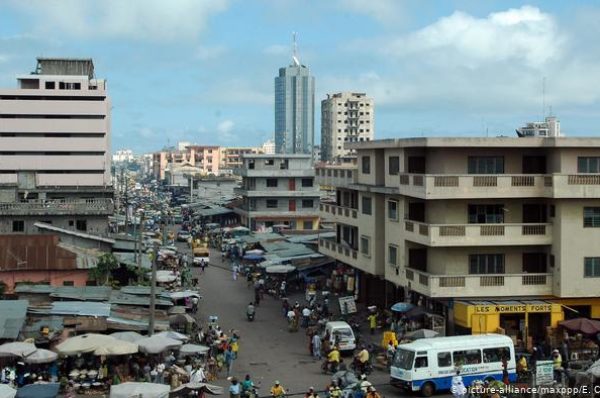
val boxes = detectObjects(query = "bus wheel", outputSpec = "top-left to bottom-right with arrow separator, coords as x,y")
420,382 -> 435,397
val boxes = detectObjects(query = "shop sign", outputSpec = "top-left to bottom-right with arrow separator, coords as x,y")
473,303 -> 553,314
535,360 -> 554,385
338,296 -> 357,315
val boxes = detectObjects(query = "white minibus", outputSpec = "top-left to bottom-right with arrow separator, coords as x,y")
390,334 -> 516,396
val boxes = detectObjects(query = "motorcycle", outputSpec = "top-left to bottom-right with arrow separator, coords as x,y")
243,386 -> 259,398
247,304 -> 255,322
321,359 -> 339,374
350,358 -> 373,375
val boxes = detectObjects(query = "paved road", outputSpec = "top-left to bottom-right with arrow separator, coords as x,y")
173,234 -> 452,398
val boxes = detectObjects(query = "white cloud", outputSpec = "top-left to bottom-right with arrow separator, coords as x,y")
195,45 -> 227,60
8,0 -> 229,41
263,44 -> 289,56
216,120 -> 237,143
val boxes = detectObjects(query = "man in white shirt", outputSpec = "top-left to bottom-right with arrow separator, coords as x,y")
190,365 -> 205,384
302,307 -> 311,328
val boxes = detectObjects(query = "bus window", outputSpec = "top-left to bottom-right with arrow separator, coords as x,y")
415,356 -> 428,369
483,347 -> 511,363
453,349 -> 482,366
438,352 -> 452,367
393,349 -> 415,370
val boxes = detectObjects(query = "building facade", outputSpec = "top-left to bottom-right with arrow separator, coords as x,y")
0,58 -> 113,235
318,136 -> 600,339
321,92 -> 374,162
274,61 -> 315,155
234,154 -> 320,231
219,146 -> 262,175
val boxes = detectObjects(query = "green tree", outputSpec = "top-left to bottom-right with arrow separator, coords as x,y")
90,253 -> 119,285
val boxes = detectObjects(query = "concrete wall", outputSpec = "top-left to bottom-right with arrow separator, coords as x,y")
0,216 -> 108,235
0,270 -> 89,294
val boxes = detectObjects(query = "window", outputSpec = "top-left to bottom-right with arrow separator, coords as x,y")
266,178 -> 278,188
388,245 -> 398,266
549,205 -> 555,218
578,157 -> 600,173
302,178 -> 313,187
415,356 -> 428,369
468,156 -> 504,174
389,156 -> 400,175
453,349 -> 482,366
265,159 -> 274,166
304,221 -> 313,230
360,236 -> 370,257
249,199 -> 256,210
584,257 -> 600,277
45,81 -> 55,89
76,219 -> 87,231
388,200 -> 398,221
68,220 -> 74,226
248,160 -> 255,169
362,196 -> 372,215
483,347 -> 511,363
266,199 -> 278,208
63,281 -> 74,286
584,207 -> 600,227
468,204 -> 504,223
437,352 -> 452,367
12,220 -> 24,232
302,200 -> 314,208
280,160 -> 289,170
469,254 -> 505,274
362,156 -> 371,174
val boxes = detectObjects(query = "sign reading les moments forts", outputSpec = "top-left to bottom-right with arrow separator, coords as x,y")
473,303 -> 553,314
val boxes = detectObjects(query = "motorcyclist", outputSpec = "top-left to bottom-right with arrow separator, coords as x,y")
326,346 -> 340,373
247,302 -> 256,320
354,345 -> 370,374
270,381 -> 286,398
241,374 -> 255,397
328,380 -> 342,398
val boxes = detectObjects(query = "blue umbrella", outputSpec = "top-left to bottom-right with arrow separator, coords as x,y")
16,383 -> 60,398
243,254 -> 264,261
391,302 -> 415,313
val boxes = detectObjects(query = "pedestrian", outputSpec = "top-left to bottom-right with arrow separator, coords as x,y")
312,333 -> 322,360
302,306 -> 311,328
229,377 -> 241,398
233,264 -> 239,281
192,296 -> 199,314
365,387 -> 381,398
224,346 -> 235,377
451,370 -> 467,398
304,387 -> 319,398
282,298 -> 290,318
367,313 -> 377,335
254,287 -> 261,306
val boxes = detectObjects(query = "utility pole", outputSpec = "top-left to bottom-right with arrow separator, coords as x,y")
124,174 -> 129,235
137,212 -> 145,283
149,242 -> 158,336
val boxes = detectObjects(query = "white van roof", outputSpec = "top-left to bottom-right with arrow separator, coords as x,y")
326,321 -> 352,329
399,334 -> 513,352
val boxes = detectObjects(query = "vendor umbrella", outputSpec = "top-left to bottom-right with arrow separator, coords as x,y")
24,349 -> 58,364
56,333 -> 137,356
243,254 -> 264,261
405,329 -> 439,340
0,384 -> 16,398
15,383 -> 60,398
266,264 -> 296,274
179,344 -> 210,356
110,382 -> 170,398
391,302 -> 415,313
110,331 -> 144,343
0,342 -> 36,358
138,334 -> 183,354
93,340 -> 138,356
245,249 -> 264,255
405,306 -> 427,319
170,382 -> 223,397
560,318 -> 600,335
155,330 -> 189,341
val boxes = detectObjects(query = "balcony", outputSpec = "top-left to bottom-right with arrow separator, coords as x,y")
398,173 -> 549,199
403,220 -> 552,246
316,166 -> 357,189
0,198 -> 114,216
405,268 -> 553,298
319,203 -> 359,226
552,174 -> 600,198
233,188 -> 319,198
318,238 -> 359,267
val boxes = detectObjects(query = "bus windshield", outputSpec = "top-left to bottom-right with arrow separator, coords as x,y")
393,349 -> 415,370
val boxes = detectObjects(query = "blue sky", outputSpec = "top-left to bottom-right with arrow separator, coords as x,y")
2,0 -> 600,153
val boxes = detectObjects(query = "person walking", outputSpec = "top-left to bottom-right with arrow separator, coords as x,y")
233,264 -> 239,281
451,370 -> 467,398
312,333 -> 322,360
229,377 -> 241,398
224,346 -> 235,377
302,306 -> 311,329
367,313 -> 377,335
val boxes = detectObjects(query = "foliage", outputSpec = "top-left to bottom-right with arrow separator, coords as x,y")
89,253 -> 119,285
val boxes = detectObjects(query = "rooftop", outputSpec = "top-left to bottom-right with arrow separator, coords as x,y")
346,136 -> 600,150
0,300 -> 28,340
34,57 -> 94,79
242,154 -> 312,159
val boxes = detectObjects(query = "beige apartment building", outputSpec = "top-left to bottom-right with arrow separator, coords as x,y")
0,58 -> 113,235
318,136 -> 600,338
321,92 -> 374,162
153,145 -> 222,182
234,154 -> 320,231
219,146 -> 261,175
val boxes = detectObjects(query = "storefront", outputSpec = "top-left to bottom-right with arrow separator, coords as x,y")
454,300 -> 564,348
550,298 -> 600,320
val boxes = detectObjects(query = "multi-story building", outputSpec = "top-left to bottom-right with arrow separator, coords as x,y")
321,92 -> 374,162
517,116 -> 561,137
274,53 -> 315,155
112,149 -> 134,163
219,146 -> 262,175
153,145 -> 222,181
0,57 -> 113,235
262,139 -> 276,155
234,154 -> 320,231
319,136 -> 600,339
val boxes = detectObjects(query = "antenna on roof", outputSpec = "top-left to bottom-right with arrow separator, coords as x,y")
292,32 -> 300,66
542,76 -> 546,119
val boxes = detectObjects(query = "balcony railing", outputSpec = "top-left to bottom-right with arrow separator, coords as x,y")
406,268 -> 553,297
403,220 -> 552,246
318,239 -> 358,260
0,198 -> 114,215
319,203 -> 358,220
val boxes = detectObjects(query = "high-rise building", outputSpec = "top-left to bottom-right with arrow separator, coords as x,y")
274,38 -> 315,155
318,135 -> 600,342
0,57 -> 113,235
234,154 -> 320,231
321,92 -> 374,162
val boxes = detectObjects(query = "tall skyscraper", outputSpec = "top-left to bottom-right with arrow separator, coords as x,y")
321,92 -> 374,162
274,35 -> 315,155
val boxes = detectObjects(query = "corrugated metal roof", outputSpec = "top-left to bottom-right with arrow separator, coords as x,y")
15,285 -> 55,294
34,222 -> 115,243
28,302 -> 111,317
109,292 -> 172,307
195,207 -> 234,217
114,252 -> 152,270
50,286 -> 112,301
0,300 -> 28,340
120,286 -> 165,295
21,316 -> 64,341
285,232 -> 336,243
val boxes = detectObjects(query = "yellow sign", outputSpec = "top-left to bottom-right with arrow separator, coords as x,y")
474,303 -> 553,314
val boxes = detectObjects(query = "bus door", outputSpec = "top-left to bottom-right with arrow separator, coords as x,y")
413,351 -> 432,385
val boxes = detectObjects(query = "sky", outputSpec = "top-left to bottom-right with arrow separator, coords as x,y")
2,0 -> 600,153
